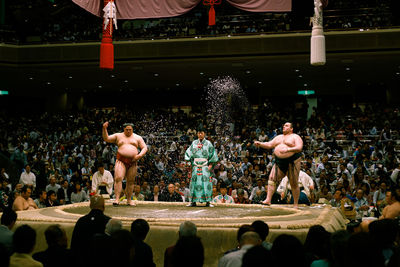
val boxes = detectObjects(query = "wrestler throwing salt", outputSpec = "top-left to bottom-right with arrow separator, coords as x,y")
254,122 -> 303,208
102,122 -> 148,206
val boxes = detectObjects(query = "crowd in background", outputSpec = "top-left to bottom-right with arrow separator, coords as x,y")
0,100 -> 399,221
1,0 -> 398,44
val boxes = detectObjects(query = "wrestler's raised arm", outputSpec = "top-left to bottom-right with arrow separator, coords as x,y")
285,134 -> 303,153
134,135 -> 148,161
254,136 -> 278,150
102,122 -> 117,143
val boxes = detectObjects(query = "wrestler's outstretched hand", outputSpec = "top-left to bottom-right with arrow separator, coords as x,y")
103,121 -> 109,128
254,141 -> 261,147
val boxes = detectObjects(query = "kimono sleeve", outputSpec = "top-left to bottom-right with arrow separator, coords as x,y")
207,141 -> 219,163
184,143 -> 193,161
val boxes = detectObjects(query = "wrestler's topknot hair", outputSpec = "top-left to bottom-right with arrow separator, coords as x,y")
123,123 -> 134,128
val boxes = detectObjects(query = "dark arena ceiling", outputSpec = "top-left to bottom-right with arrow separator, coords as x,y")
1,30 -> 400,106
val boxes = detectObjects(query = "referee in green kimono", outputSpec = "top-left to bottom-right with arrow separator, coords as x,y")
185,127 -> 218,207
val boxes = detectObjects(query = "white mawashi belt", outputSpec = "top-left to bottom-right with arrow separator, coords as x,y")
193,158 -> 208,167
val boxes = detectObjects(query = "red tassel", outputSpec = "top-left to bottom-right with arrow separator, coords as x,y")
208,5 -> 215,26
100,42 -> 114,70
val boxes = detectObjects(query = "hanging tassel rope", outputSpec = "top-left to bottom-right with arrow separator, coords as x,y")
310,0 -> 327,66
203,0 -> 221,26
100,0 -> 117,70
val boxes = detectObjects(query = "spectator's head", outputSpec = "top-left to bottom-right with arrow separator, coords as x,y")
153,185 -> 159,194
256,178 -> 263,188
345,232 -> 384,267
74,183 -> 82,193
21,185 -> 32,200
97,162 -> 105,175
251,220 -> 269,241
167,183 -> 175,195
24,165 -> 31,173
47,190 -> 57,202
180,181 -> 186,188
174,182 -> 180,192
271,234 -> 306,267
111,229 -> 135,266
38,189 -> 47,200
171,236 -> 204,267
390,187 -> 400,202
242,245 -> 271,267
62,180 -> 69,189
369,219 -> 399,250
237,188 -> 245,198
239,231 -> 261,247
220,182 -> 228,196
134,185 -> 141,194
142,181 -> 148,190
44,224 -> 67,248
330,230 -> 350,267
13,225 -> 36,254
212,186 -> 218,197
355,189 -> 364,200
385,190 -> 393,205
236,224 -> 254,243
130,219 -> 150,241
159,180 -> 165,187
333,189 -> 342,202
49,176 -> 56,185
179,221 -> 197,238
304,225 -> 331,261
90,195 -> 105,211
379,181 -> 387,192
106,219 -> 123,236
1,209 -> 17,229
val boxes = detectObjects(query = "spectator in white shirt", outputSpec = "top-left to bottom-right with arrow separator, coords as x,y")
46,176 -> 60,192
19,165 -> 36,190
390,163 -> 400,185
92,164 -> 114,195
179,181 -> 190,201
249,179 -> 265,201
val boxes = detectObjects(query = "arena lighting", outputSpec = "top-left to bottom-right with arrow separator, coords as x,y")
298,90 -> 315,95
0,91 -> 9,95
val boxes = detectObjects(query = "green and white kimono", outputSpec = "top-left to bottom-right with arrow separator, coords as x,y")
185,138 -> 218,202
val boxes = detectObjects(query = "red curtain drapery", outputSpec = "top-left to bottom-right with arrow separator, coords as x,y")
72,0 -> 292,69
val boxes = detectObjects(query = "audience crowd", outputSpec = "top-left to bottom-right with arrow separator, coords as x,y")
0,100 -> 398,221
0,97 -> 398,267
1,0 -> 398,44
